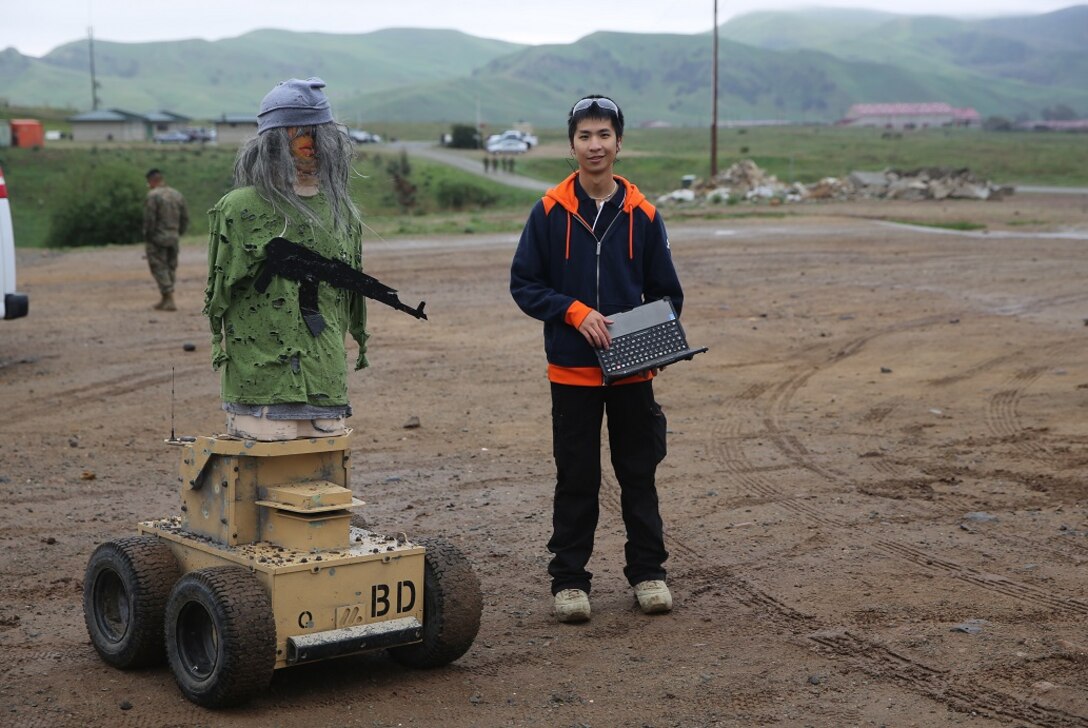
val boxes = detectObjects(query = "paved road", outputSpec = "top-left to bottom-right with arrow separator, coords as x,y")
393,141 -> 551,193
394,142 -> 1088,199
1015,185 -> 1088,195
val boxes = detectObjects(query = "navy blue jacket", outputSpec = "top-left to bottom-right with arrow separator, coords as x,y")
510,172 -> 683,385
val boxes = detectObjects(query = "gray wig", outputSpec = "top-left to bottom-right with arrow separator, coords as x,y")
233,123 -> 361,234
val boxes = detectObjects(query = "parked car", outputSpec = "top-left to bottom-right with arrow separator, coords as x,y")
184,127 -> 215,142
0,165 -> 29,321
486,137 -> 529,154
348,129 -> 381,144
486,129 -> 538,149
153,130 -> 191,143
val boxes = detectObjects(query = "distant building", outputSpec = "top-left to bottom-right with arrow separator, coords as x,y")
839,103 -> 980,129
144,110 -> 191,137
214,114 -> 259,145
69,109 -> 147,142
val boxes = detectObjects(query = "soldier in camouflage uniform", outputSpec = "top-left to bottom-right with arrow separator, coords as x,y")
143,168 -> 190,311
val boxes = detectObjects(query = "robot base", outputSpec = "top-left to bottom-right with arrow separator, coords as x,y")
82,431 -> 482,708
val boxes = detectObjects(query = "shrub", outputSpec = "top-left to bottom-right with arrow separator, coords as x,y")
983,116 -> 1013,132
448,124 -> 480,149
385,150 -> 417,211
434,179 -> 497,210
46,160 -> 145,247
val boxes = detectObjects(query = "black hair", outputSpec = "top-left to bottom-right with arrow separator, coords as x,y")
567,95 -> 624,144
145,168 -> 162,180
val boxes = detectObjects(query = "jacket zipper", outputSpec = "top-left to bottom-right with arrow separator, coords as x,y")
576,211 -> 622,311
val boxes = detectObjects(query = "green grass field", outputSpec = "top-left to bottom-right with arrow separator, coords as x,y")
519,125 -> 1088,189
1,125 -> 1084,248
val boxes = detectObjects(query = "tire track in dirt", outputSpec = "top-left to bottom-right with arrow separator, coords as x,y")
714,415 -> 843,528
715,319 -> 1088,618
986,366 -> 1054,467
927,351 -> 1024,387
985,530 -> 1088,566
0,487 -> 131,508
683,564 -> 1087,728
874,540 -> 1088,615
3,366 -> 204,420
808,630 -> 1086,728
757,315 -> 955,485
990,291 -> 1088,318
714,383 -> 1088,618
857,398 -> 905,477
0,576 -> 80,604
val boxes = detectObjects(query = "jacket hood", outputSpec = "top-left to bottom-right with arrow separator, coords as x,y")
543,172 -> 647,216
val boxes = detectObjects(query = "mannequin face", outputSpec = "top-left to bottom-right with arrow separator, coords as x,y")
287,126 -> 316,160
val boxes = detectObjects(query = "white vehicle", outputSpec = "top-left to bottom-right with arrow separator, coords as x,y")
486,137 -> 529,154
486,129 -> 537,150
348,129 -> 381,144
1,165 -> 29,320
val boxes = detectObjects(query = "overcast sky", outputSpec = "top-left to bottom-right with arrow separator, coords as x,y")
1,0 -> 1080,57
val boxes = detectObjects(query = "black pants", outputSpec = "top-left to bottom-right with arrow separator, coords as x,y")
548,380 -> 668,595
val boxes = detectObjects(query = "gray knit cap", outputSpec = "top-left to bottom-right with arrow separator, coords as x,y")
257,77 -> 334,134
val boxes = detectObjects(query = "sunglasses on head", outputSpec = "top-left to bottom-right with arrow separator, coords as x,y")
572,97 -> 619,114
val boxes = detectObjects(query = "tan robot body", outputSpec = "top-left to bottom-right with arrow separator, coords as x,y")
83,431 -> 482,708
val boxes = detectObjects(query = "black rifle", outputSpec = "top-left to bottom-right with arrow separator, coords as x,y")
255,237 -> 427,337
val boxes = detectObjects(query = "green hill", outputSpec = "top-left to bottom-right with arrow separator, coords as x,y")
1,7 -> 1085,125
1,28 -> 526,117
342,27 -> 1088,127
719,6 -> 1088,101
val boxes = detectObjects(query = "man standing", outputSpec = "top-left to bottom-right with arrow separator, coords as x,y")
510,95 -> 684,623
143,168 -> 189,311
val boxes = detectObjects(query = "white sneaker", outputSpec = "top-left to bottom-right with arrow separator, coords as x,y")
634,580 -> 672,614
553,589 -> 591,623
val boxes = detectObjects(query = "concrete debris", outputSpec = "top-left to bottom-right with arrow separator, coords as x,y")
657,160 -> 1014,206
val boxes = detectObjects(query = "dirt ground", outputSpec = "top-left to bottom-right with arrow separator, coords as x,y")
2,193 -> 1087,728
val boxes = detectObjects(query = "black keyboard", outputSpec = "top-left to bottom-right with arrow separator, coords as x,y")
594,298 -> 707,384
598,320 -> 689,377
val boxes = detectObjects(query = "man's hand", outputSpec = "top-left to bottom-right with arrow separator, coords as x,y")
577,310 -> 613,349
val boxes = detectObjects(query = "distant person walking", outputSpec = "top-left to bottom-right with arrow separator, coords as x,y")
143,168 -> 189,311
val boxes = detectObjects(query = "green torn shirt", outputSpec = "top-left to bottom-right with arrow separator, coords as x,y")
204,187 -> 369,407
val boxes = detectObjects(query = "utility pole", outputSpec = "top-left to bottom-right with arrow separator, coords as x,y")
710,0 -> 719,179
88,27 -> 101,110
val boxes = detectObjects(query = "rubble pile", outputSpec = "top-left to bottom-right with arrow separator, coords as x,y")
657,160 -> 1014,206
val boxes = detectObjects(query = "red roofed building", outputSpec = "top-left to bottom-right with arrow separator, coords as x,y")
840,103 -> 980,129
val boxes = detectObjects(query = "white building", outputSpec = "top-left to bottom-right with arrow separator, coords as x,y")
840,103 -> 980,129
214,115 -> 259,145
68,109 -> 147,142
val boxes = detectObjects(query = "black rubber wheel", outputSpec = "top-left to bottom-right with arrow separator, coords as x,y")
164,566 -> 276,708
83,535 -> 179,669
388,537 -> 482,668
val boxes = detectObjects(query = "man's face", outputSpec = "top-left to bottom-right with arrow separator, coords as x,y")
571,117 -> 621,174
287,126 -> 316,160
